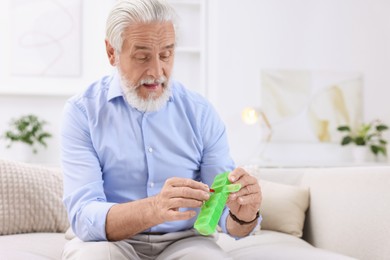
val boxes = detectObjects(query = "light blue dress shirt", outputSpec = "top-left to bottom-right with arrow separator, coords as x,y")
61,72 -> 236,241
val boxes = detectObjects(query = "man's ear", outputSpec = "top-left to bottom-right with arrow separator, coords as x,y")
105,39 -> 117,66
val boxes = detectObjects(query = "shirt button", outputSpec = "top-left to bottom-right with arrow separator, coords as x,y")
148,147 -> 153,153
150,182 -> 154,188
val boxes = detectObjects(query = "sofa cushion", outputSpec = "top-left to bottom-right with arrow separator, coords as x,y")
0,159 -> 69,235
217,231 -> 355,260
0,233 -> 67,259
244,166 -> 310,237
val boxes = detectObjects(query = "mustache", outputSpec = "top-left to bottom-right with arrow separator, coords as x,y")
138,76 -> 167,87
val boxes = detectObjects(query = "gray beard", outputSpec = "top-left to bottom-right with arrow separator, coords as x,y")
118,70 -> 171,112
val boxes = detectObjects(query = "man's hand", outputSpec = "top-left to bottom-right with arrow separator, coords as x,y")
106,177 -> 209,241
106,172 -> 259,241
152,177 -> 210,223
226,168 -> 262,236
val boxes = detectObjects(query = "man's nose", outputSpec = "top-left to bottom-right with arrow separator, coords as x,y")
147,56 -> 163,78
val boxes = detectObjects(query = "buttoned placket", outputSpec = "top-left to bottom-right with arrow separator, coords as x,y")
141,113 -> 155,195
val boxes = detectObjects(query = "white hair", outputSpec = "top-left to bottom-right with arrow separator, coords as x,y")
106,0 -> 177,53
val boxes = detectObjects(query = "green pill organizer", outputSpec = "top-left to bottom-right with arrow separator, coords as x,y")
194,171 -> 241,235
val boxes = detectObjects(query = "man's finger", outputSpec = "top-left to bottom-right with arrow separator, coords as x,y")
232,183 -> 261,198
168,177 -> 209,192
228,167 -> 247,183
167,209 -> 197,221
169,198 -> 205,209
235,193 -> 262,205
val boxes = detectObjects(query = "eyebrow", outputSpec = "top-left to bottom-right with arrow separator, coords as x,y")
164,43 -> 175,49
134,43 -> 175,51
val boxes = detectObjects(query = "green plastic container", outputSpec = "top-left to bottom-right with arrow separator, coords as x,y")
194,172 -> 241,235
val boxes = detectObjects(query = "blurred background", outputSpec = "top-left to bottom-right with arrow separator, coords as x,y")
0,0 -> 389,166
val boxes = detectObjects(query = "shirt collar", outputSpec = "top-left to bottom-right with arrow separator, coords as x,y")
107,70 -> 123,102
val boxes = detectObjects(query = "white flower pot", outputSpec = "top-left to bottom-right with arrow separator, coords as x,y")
352,146 -> 371,163
387,144 -> 390,163
8,143 -> 42,163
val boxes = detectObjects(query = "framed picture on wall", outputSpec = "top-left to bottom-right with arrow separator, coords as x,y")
261,69 -> 363,143
10,0 -> 82,78
0,0 -> 85,95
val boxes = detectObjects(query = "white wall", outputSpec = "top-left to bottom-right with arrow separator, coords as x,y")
209,0 -> 390,165
0,0 -> 114,165
1,0 -> 389,166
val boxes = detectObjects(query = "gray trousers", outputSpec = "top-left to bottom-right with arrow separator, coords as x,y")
62,229 -> 233,260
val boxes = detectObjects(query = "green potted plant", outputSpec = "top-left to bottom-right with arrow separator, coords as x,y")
2,114 -> 52,154
337,120 -> 388,157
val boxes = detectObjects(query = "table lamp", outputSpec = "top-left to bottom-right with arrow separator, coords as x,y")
241,107 -> 273,164
241,107 -> 272,143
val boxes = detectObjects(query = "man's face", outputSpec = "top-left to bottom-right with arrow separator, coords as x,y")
106,22 -> 175,100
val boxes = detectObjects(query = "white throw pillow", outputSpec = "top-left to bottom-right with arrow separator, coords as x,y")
0,159 -> 69,235
243,166 -> 310,237
257,179 -> 310,237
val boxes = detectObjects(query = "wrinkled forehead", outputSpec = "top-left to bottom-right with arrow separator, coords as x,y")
122,22 -> 175,47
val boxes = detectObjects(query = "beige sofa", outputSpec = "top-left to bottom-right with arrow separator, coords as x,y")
0,158 -> 389,259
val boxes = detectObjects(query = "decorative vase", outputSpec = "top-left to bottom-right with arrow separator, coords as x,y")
352,146 -> 371,163
9,143 -> 41,163
387,144 -> 390,163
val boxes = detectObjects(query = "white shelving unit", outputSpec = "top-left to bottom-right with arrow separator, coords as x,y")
168,0 -> 208,97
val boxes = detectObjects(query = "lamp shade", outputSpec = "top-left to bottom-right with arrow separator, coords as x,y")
242,107 -> 259,125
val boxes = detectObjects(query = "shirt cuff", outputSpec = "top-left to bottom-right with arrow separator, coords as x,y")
77,201 -> 117,241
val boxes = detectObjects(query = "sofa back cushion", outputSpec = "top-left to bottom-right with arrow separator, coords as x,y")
300,166 -> 390,260
0,159 -> 69,235
244,166 -> 310,237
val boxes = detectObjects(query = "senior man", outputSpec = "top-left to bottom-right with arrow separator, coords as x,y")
61,0 -> 262,259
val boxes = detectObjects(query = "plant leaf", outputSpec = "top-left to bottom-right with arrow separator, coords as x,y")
341,136 -> 352,145
355,137 -> 366,146
2,114 -> 52,153
370,145 -> 379,155
337,126 -> 351,132
377,124 -> 389,131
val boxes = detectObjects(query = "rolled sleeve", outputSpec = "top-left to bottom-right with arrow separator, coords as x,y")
61,100 -> 113,241
80,201 -> 117,241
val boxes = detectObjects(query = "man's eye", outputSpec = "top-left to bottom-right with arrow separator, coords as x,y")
160,51 -> 172,61
135,55 -> 148,62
